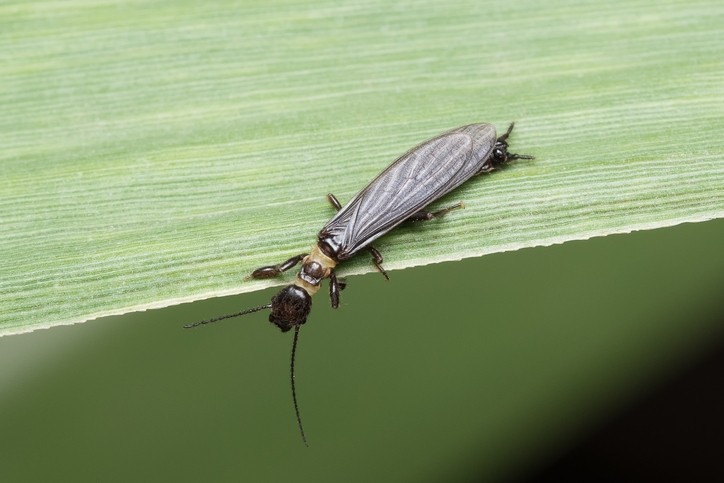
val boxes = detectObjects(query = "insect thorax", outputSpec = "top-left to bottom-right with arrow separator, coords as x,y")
294,244 -> 338,295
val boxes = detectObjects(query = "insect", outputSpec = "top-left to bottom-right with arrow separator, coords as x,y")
185,122 -> 533,445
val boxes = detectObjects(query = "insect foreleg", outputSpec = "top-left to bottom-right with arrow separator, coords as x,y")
329,273 -> 349,308
250,253 -> 307,279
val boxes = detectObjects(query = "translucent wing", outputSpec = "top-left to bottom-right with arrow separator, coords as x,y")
320,124 -> 497,259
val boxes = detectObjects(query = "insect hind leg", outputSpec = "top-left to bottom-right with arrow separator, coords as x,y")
407,201 -> 465,222
365,201 -> 465,280
367,246 -> 389,281
326,193 -> 342,211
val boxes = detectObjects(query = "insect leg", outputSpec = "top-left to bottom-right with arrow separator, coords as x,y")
250,253 -> 307,279
407,201 -> 465,222
326,193 -> 342,211
329,192 -> 390,280
329,271 -> 341,308
367,246 -> 389,281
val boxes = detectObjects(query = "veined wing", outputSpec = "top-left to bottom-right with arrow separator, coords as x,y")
320,124 -> 497,259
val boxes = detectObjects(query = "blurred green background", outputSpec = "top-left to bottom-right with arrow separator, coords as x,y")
1,218 -> 722,482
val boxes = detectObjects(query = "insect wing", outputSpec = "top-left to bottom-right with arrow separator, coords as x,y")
321,124 -> 496,258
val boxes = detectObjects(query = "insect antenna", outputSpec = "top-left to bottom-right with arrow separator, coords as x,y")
183,304 -> 272,329
291,325 -> 309,446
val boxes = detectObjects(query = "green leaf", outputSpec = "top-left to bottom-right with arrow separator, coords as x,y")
2,0 -> 723,336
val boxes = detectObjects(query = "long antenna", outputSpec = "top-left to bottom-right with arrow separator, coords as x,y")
183,304 -> 272,329
291,325 -> 308,446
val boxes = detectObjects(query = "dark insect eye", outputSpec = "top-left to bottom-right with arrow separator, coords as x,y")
493,148 -> 506,164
